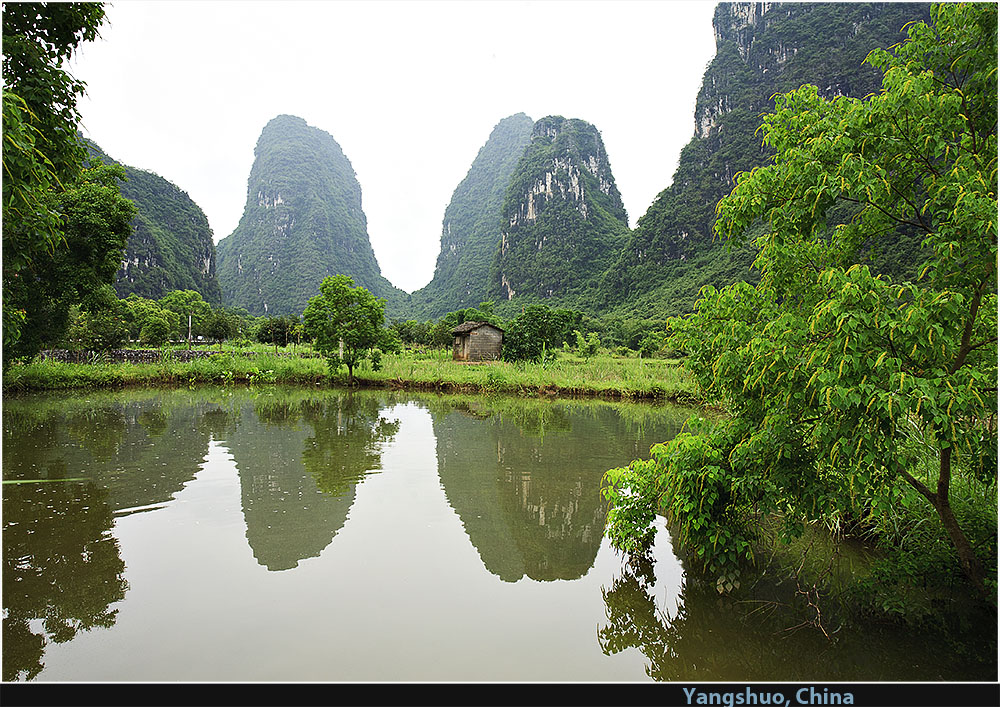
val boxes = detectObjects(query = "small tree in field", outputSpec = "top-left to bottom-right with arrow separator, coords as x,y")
604,3 -> 997,598
302,275 -> 400,384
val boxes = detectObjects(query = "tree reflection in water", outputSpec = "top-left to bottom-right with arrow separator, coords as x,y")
598,538 -> 997,681
301,394 -> 401,497
231,391 -> 401,571
2,480 -> 127,681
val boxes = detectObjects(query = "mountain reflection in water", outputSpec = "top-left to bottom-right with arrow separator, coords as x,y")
2,387 -> 993,682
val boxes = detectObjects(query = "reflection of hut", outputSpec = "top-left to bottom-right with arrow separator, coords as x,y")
451,321 -> 504,362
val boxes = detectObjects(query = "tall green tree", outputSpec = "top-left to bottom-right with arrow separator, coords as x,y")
302,275 -> 400,384
2,3 -> 114,364
66,287 -> 130,352
502,304 -> 583,362
255,315 -> 299,351
122,294 -> 180,346
604,3 -> 997,597
158,289 -> 213,342
4,164 -> 136,362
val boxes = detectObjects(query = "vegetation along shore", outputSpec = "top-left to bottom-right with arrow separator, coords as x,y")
2,343 -> 699,404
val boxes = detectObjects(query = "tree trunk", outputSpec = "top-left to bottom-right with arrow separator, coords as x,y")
900,447 -> 987,598
934,495 -> 986,597
933,447 -> 987,597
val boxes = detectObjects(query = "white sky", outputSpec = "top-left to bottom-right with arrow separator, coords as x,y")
70,0 -> 719,293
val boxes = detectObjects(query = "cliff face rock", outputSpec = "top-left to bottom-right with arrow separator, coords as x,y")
490,116 -> 628,303
695,2 -> 914,141
598,2 -> 931,317
87,142 -> 222,304
216,115 -> 405,316
408,113 -> 534,319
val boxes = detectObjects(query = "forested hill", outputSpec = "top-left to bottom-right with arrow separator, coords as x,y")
408,113 -> 534,320
215,114 -> 406,316
489,115 -> 630,307
86,141 -> 222,304
594,2 -> 932,320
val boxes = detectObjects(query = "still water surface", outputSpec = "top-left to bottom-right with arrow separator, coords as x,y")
2,386 -> 993,681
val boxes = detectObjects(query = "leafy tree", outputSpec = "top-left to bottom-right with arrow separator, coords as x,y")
67,287 -> 129,351
574,330 -> 600,358
122,294 -> 179,345
158,289 -> 213,342
502,304 -> 582,362
604,4 -> 997,597
302,275 -> 400,384
255,315 -> 299,351
4,163 -> 136,364
204,309 -> 235,344
637,330 -> 669,358
139,312 -> 173,347
2,3 -> 108,363
390,319 -> 436,347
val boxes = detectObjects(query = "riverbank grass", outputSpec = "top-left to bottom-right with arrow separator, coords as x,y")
2,348 -> 699,402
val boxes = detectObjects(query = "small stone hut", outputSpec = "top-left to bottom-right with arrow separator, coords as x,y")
450,321 -> 504,362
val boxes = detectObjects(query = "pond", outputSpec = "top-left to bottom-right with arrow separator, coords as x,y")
2,386 -> 994,682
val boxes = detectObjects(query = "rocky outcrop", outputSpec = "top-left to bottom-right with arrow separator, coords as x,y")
490,116 -> 629,303
408,113 -> 534,319
597,2 -> 931,317
216,115 -> 406,316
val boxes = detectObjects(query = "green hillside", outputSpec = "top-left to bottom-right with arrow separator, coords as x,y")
87,141 -> 222,304
216,115 -> 406,316
408,113 -> 534,320
594,2 -> 933,320
488,116 -> 630,309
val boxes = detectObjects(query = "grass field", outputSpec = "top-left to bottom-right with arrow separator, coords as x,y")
2,347 -> 701,403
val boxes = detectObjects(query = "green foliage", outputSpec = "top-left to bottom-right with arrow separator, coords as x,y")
203,310 -> 233,343
1,3 -> 114,365
389,319 -> 436,347
4,163 -> 137,366
605,3 -> 998,599
637,329 -> 669,358
2,91 -> 65,281
574,330 -> 600,358
67,287 -> 130,352
2,2 -> 105,173
122,294 -> 179,345
302,275 -> 400,384
502,304 -> 584,362
255,315 -> 300,349
846,456 -> 998,625
158,289 -> 213,341
138,314 -> 173,347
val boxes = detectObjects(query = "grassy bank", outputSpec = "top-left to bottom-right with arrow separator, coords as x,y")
2,352 -> 328,393
355,349 -> 698,402
2,348 -> 700,403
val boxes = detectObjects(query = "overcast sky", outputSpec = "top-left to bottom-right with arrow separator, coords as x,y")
70,0 -> 719,293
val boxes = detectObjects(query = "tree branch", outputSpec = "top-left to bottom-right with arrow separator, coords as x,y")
899,466 -> 937,505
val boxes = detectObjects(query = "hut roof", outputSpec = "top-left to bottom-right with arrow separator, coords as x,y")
450,321 -> 504,335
